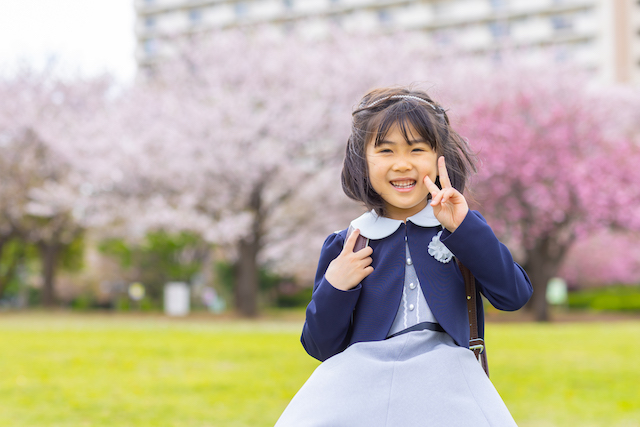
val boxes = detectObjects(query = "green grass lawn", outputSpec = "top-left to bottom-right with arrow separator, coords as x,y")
1,312 -> 639,427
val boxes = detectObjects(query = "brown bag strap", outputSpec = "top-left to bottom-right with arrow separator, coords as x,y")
457,260 -> 489,377
347,225 -> 369,252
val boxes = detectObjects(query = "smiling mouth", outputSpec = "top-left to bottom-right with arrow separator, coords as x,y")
391,180 -> 416,189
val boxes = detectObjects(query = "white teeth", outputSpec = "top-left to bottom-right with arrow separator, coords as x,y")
392,181 -> 415,188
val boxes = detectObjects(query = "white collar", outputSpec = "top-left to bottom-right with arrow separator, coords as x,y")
350,204 -> 441,240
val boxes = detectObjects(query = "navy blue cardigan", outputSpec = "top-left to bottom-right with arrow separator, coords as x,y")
301,210 -> 533,362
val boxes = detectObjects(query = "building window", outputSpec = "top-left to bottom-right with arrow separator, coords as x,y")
551,14 -> 572,32
189,8 -> 202,24
489,21 -> 510,39
283,0 -> 294,10
378,9 -> 392,25
144,16 -> 156,28
489,0 -> 507,11
235,2 -> 249,18
144,38 -> 157,56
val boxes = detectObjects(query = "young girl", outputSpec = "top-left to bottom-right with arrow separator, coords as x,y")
276,87 -> 533,426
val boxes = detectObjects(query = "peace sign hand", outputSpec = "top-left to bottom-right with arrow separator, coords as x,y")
424,156 -> 469,233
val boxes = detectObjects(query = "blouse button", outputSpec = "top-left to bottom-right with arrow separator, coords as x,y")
409,283 -> 416,290
409,304 -> 415,311
406,257 -> 412,265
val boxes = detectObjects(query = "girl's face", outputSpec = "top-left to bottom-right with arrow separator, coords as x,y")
366,122 -> 438,221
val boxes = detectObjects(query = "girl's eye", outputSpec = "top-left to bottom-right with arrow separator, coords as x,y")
380,149 -> 393,153
413,146 -> 432,153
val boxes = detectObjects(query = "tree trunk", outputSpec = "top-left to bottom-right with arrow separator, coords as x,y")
235,237 -> 259,317
38,242 -> 60,307
233,181 -> 266,317
523,238 -> 566,322
524,251 -> 551,321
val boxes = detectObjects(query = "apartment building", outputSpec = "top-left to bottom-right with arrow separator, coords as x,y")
134,0 -> 640,84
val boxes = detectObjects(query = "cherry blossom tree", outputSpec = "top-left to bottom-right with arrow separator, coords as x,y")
110,36 -> 640,319
6,34 -> 638,320
447,60 -> 640,321
0,67 -> 113,305
110,29 -> 440,316
559,230 -> 640,288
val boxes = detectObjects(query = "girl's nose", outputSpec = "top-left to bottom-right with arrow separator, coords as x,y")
392,156 -> 412,171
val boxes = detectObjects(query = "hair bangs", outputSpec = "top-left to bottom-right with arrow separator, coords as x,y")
369,100 -> 441,151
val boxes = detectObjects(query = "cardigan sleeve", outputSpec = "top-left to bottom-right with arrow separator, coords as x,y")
301,231 -> 362,361
440,210 -> 533,311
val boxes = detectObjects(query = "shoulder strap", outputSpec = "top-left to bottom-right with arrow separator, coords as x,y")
457,260 -> 489,377
346,225 -> 369,252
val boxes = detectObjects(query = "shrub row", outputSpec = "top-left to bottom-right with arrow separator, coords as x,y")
567,285 -> 640,312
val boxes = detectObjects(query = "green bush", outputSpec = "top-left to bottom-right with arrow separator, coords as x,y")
139,297 -> 157,312
0,238 -> 38,303
214,261 -> 295,308
70,294 -> 93,311
567,285 -> 640,312
0,231 -> 83,306
99,231 -> 207,303
275,287 -> 313,308
115,296 -> 131,312
214,261 -> 287,294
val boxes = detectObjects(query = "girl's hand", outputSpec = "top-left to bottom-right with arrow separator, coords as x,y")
325,229 -> 374,291
424,156 -> 469,233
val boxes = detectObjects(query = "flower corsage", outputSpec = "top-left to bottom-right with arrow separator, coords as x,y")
428,230 -> 453,263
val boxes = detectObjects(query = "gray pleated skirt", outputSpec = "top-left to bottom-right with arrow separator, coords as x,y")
276,329 -> 517,427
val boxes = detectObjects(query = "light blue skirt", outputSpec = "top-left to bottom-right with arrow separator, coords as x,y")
276,329 -> 517,427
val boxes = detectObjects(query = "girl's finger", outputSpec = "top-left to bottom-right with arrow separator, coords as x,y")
423,174 -> 440,197
361,256 -> 373,268
430,189 -> 444,206
437,156 -> 452,189
356,245 -> 373,258
440,188 -> 457,205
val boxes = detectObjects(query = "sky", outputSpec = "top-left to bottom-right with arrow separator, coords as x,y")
0,0 -> 136,81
